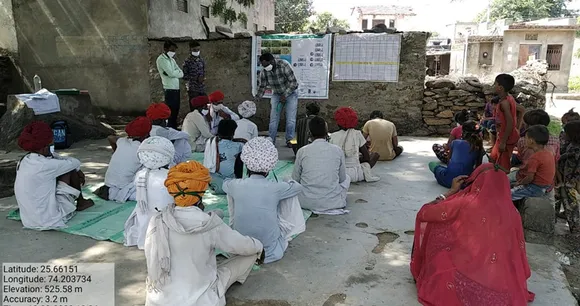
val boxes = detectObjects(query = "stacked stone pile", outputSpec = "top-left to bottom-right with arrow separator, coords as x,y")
422,60 -> 548,135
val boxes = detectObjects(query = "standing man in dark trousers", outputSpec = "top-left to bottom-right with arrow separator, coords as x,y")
183,41 -> 206,112
156,40 -> 183,129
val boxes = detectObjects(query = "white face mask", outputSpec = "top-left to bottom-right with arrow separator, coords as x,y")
49,145 -> 55,155
192,51 -> 200,57
264,64 -> 273,72
456,123 -> 461,127
167,51 -> 176,58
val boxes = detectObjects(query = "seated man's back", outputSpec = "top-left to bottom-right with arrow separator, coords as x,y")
363,115 -> 400,161
293,139 -> 347,212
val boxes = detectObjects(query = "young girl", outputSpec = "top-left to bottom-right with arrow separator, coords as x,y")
430,121 -> 484,188
556,121 -> 580,233
490,73 -> 525,172
481,95 -> 499,148
560,108 -> 580,155
432,109 -> 474,164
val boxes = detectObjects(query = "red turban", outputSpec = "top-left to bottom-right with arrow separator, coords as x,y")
146,103 -> 171,120
334,107 -> 359,129
208,90 -> 225,104
191,96 -> 209,108
18,121 -> 54,152
125,116 -> 152,138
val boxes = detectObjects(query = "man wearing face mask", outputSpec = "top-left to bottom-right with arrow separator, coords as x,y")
183,41 -> 206,112
14,121 -> 94,230
156,40 -> 184,129
255,53 -> 299,147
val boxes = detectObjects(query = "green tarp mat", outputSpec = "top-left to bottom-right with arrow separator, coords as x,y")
6,159 -> 309,247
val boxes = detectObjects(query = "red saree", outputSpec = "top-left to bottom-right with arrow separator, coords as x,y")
411,164 -> 535,306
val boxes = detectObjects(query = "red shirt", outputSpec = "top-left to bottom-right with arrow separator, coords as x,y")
516,150 -> 556,186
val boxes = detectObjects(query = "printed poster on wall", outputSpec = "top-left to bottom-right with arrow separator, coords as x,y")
252,34 -> 331,99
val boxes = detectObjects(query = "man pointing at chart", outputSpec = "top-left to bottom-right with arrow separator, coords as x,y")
254,52 -> 299,147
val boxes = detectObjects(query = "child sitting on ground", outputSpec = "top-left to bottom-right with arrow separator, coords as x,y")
481,95 -> 499,148
490,73 -> 525,172
432,109 -> 474,164
560,108 -> 580,155
556,121 -> 580,233
512,109 -> 560,167
510,125 -> 556,201
203,119 -> 244,194
429,120 -> 484,188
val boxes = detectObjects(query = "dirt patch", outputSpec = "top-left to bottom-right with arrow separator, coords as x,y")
345,273 -> 381,287
322,293 -> 347,306
372,231 -> 399,254
404,230 -> 415,235
355,222 -> 368,228
355,199 -> 368,203
226,298 -> 291,306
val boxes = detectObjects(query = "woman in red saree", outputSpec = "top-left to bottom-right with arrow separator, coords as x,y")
411,163 -> 535,305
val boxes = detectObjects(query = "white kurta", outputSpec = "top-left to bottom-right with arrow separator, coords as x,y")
105,137 -> 142,202
124,168 -> 173,249
14,153 -> 81,230
234,118 -> 258,141
329,129 -> 366,182
145,206 -> 263,306
151,126 -> 193,165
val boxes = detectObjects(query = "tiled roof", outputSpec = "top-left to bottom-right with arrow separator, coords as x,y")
355,5 -> 416,16
508,24 -> 580,30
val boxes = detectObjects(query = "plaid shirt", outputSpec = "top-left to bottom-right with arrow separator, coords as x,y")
516,135 -> 560,163
183,55 -> 205,93
257,59 -> 298,98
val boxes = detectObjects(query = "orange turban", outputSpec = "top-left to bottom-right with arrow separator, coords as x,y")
165,161 -> 211,207
146,103 -> 171,121
208,90 -> 225,104
18,121 -> 54,152
190,95 -> 209,108
125,116 -> 152,138
334,107 -> 359,129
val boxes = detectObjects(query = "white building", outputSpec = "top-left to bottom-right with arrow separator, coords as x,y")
350,5 -> 417,31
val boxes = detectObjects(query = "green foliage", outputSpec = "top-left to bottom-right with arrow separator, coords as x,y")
223,7 -> 238,25
477,0 -> 574,22
236,0 -> 254,7
211,0 -> 226,16
238,12 -> 248,26
275,0 -> 315,33
569,76 -> 580,92
309,12 -> 350,32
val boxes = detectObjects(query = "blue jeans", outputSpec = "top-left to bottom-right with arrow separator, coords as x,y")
509,171 -> 550,200
269,91 -> 298,143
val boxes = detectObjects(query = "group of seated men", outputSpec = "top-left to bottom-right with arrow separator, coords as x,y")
13,96 -> 405,305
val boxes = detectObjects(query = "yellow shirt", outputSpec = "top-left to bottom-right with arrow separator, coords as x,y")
363,118 -> 397,161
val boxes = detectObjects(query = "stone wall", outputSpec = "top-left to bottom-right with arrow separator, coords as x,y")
0,55 -> 28,117
421,61 -> 548,135
149,32 -> 430,134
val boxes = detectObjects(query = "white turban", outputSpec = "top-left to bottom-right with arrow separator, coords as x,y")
241,137 -> 279,173
238,100 -> 256,119
138,136 -> 175,169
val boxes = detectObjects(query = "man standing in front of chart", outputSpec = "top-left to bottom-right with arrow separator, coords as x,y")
254,53 -> 299,147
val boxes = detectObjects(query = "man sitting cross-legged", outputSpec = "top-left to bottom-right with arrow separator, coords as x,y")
224,137 -> 304,264
95,117 -> 151,202
14,121 -> 94,230
144,161 -> 264,306
146,103 -> 192,165
293,116 -> 351,215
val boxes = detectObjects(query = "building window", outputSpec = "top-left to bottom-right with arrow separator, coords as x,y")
478,42 -> 493,65
518,44 -> 541,67
362,20 -> 368,29
200,5 -> 209,18
525,33 -> 538,40
263,26 -> 267,30
372,19 -> 386,27
547,44 -> 563,70
254,24 -> 258,32
389,19 -> 395,28
177,0 -> 188,13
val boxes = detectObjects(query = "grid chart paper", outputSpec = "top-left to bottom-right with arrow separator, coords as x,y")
333,33 -> 402,82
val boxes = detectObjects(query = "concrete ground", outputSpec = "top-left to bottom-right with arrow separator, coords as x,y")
0,136 -> 577,306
